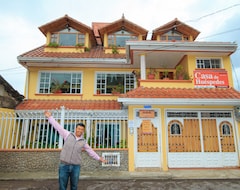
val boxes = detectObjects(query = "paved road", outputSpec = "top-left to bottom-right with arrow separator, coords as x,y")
0,179 -> 240,190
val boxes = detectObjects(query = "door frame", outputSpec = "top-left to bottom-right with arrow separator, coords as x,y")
133,108 -> 161,168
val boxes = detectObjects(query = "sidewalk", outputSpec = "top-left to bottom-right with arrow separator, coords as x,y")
0,168 -> 240,180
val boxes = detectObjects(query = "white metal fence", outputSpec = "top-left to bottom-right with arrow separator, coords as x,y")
0,107 -> 128,150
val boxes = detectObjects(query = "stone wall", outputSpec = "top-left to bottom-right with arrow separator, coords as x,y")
0,150 -> 128,172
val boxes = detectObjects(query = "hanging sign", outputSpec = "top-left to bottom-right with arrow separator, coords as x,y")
139,110 -> 155,118
193,69 -> 229,88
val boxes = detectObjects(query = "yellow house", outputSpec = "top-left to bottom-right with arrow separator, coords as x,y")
12,14 -> 240,171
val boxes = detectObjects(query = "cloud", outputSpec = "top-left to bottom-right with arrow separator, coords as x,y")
0,0 -> 239,93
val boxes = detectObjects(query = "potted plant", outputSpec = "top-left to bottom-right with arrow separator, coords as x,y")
110,45 -> 119,54
176,65 -> 184,80
163,70 -> 169,80
148,68 -> 156,79
51,80 -> 62,93
47,42 -> 59,48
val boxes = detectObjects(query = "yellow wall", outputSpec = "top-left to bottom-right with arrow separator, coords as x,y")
187,55 -> 234,88
27,67 -> 132,100
0,108 -> 15,149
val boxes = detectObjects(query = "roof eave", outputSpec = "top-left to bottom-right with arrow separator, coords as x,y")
17,56 -> 127,64
126,41 -> 237,53
118,98 -> 240,106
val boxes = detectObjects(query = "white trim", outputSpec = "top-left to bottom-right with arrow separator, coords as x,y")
126,41 -> 237,53
18,57 -> 127,64
118,98 -> 240,106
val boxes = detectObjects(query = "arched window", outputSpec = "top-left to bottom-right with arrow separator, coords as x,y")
170,122 -> 181,135
222,123 -> 231,135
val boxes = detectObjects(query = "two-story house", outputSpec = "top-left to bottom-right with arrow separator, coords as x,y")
1,14 -> 240,173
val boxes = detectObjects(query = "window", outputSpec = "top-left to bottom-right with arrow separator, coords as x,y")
39,72 -> 82,94
196,58 -> 221,69
108,30 -> 138,47
161,30 -> 188,41
96,72 -> 135,94
170,122 -> 181,135
221,123 -> 231,135
50,28 -> 85,46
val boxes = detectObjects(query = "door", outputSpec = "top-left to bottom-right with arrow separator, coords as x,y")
202,119 -> 219,152
134,109 -> 161,168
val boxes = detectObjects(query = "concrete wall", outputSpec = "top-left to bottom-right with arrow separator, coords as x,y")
0,150 -> 128,172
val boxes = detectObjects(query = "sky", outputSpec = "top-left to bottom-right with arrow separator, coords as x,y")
0,0 -> 239,94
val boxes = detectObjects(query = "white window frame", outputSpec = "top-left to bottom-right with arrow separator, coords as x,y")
196,57 -> 222,69
95,71 -> 135,94
38,71 -> 83,94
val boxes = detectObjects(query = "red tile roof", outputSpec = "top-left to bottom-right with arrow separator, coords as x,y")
119,87 -> 240,99
18,46 -> 126,59
16,99 -> 122,110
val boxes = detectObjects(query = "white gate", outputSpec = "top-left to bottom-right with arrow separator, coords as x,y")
134,109 -> 161,168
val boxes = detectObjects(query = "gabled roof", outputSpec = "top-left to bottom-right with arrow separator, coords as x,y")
38,14 -> 96,46
98,14 -> 148,41
92,22 -> 109,45
0,75 -> 24,109
0,75 -> 24,102
152,18 -> 200,40
118,87 -> 240,106
16,99 -> 122,110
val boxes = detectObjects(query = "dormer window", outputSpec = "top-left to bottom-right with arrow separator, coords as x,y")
108,30 -> 138,47
50,28 -> 85,46
161,30 -> 188,41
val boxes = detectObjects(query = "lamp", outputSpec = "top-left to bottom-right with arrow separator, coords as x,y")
66,20 -> 71,32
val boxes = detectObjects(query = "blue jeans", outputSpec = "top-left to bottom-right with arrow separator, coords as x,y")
59,163 -> 81,190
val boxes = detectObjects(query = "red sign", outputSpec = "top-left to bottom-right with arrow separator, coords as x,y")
193,69 -> 229,88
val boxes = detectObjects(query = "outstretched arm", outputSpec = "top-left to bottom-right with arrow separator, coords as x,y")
44,111 -> 70,140
83,143 -> 106,163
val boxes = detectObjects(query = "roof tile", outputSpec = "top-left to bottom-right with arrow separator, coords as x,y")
16,99 -> 122,110
119,87 -> 240,99
19,46 -> 125,59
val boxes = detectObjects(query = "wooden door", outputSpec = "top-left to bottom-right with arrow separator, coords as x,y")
219,121 -> 235,152
201,119 -> 219,152
137,120 -> 158,152
168,119 -> 201,152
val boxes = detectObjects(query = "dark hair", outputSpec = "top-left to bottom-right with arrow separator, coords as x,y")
76,123 -> 85,128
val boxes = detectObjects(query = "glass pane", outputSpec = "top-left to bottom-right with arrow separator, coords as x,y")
51,73 -> 71,93
106,74 -> 124,93
59,33 -> 76,46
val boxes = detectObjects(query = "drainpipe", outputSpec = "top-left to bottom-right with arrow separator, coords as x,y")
140,54 -> 146,80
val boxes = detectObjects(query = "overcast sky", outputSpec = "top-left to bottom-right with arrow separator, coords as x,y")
0,0 -> 239,94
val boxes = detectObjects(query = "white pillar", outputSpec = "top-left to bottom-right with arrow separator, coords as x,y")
140,54 -> 146,80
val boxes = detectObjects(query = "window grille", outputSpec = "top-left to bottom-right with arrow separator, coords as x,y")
167,112 -> 198,118
201,112 -> 232,118
102,152 -> 120,167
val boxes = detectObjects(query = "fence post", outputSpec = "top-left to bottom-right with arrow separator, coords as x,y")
59,106 -> 65,148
